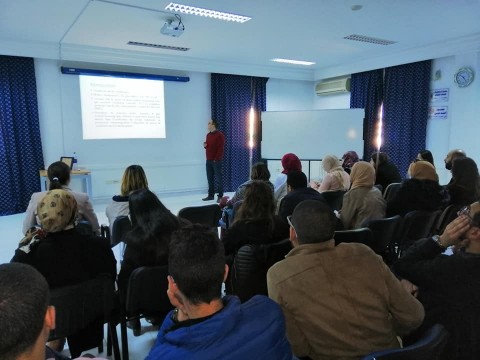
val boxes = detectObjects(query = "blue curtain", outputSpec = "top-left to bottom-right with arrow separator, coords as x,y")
383,60 -> 431,178
350,69 -> 384,161
211,74 -> 268,192
0,56 -> 44,215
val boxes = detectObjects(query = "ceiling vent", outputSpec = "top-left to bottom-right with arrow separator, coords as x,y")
315,77 -> 351,96
344,34 -> 396,45
127,41 -> 190,51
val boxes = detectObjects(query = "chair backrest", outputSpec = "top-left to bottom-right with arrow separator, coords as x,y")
231,239 -> 292,303
399,210 -> 442,251
322,190 -> 346,211
111,215 -> 132,247
361,323 -> 449,360
433,204 -> 463,235
125,265 -> 173,318
49,274 -> 115,340
364,215 -> 403,255
334,227 -> 374,249
384,182 -> 402,201
178,204 -> 222,228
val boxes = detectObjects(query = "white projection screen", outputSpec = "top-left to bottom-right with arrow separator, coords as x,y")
79,75 -> 166,139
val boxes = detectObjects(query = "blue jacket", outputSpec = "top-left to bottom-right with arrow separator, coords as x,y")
146,295 -> 293,360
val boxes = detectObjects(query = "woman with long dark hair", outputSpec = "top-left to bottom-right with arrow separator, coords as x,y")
23,161 -> 99,234
222,181 -> 284,256
117,189 -> 187,292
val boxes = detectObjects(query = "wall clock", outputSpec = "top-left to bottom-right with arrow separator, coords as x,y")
454,67 -> 474,88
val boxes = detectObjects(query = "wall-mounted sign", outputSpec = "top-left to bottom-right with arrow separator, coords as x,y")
429,106 -> 448,119
430,88 -> 449,102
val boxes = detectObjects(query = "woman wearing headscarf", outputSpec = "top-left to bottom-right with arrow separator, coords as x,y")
341,150 -> 359,174
386,161 -> 448,217
23,161 -> 100,235
12,189 -> 116,357
274,153 -> 302,214
311,154 -> 350,192
340,161 -> 386,229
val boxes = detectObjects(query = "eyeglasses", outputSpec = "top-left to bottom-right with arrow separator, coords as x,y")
286,215 -> 297,233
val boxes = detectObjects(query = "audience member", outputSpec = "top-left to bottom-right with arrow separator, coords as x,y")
447,156 -> 480,206
267,200 -> 424,360
386,160 -> 448,217
340,161 -> 386,229
222,181 -> 285,257
394,201 -> 480,360
416,150 -> 435,167
11,190 -> 116,357
224,162 -> 273,208
0,263 -> 107,360
146,224 -> 293,360
118,189 -> 187,293
23,161 -> 99,235
341,150 -> 359,174
105,164 -> 148,228
274,153 -> 302,214
311,154 -> 350,192
370,152 -> 402,191
0,262 -> 55,360
444,148 -> 466,171
278,171 -> 326,224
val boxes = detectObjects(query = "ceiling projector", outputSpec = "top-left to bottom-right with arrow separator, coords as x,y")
161,19 -> 184,37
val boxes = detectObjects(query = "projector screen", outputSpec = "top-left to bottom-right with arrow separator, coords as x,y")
79,75 -> 166,139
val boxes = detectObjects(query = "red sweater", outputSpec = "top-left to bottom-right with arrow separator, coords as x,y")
205,130 -> 225,161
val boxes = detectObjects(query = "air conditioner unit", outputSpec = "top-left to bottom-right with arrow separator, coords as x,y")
315,77 -> 351,95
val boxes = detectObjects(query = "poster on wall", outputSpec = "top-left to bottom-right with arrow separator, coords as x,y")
430,88 -> 449,102
429,106 -> 448,119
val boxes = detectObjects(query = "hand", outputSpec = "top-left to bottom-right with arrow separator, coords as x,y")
439,215 -> 471,248
400,279 -> 418,297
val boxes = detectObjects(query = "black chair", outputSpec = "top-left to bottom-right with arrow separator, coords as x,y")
383,182 -> 402,201
334,227 -> 374,249
433,204 -> 463,235
110,215 -> 132,247
322,190 -> 346,211
120,265 -> 173,360
49,274 -> 120,359
76,220 -> 94,236
398,210 -> 442,255
178,204 -> 222,229
230,239 -> 292,303
364,215 -> 403,259
361,323 -> 448,360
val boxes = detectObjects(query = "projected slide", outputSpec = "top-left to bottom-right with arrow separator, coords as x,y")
80,75 -> 166,139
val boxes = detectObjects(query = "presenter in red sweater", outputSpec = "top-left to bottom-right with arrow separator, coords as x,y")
203,119 -> 225,202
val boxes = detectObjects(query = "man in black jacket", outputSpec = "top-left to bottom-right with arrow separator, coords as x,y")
394,201 -> 480,360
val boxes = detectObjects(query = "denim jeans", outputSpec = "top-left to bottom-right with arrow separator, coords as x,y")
206,160 -> 223,197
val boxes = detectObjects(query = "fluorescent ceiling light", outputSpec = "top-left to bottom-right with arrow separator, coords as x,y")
165,3 -> 251,23
271,58 -> 316,66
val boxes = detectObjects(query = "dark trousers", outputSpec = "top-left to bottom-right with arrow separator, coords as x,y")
206,160 -> 223,197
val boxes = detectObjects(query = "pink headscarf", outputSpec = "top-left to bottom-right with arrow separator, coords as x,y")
281,153 -> 302,174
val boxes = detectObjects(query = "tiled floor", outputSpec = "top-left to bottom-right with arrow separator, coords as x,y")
0,191 -> 232,360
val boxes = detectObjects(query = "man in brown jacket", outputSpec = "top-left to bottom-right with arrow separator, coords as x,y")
267,200 -> 424,360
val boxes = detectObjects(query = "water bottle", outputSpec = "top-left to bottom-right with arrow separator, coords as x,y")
72,152 -> 78,170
